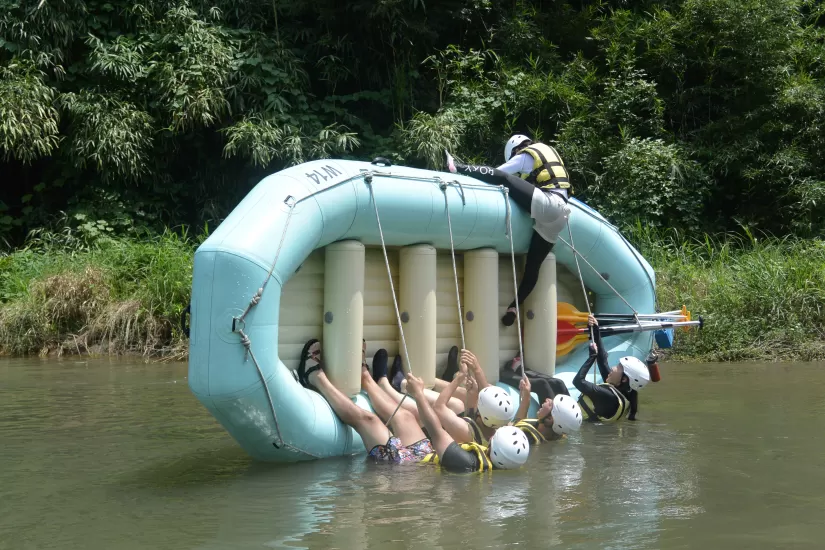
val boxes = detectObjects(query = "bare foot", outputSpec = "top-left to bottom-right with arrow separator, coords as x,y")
360,365 -> 373,389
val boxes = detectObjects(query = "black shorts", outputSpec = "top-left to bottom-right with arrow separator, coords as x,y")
439,442 -> 480,473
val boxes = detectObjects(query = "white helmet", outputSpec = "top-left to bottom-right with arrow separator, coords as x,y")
489,426 -> 530,470
619,356 -> 651,391
477,386 -> 515,428
504,134 -> 531,162
551,395 -> 583,435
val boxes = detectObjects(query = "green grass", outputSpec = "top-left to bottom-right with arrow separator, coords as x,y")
629,225 -> 825,361
0,223 -> 822,362
0,229 -> 195,358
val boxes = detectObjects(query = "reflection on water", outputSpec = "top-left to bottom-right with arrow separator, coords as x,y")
3,358 -> 825,549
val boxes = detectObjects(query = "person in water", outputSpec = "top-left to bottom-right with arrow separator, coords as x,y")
433,349 -> 582,446
407,370 -> 532,473
573,315 -> 651,422
498,351 -> 571,404
297,338 -> 434,464
297,338 -> 530,472
370,345 -> 467,422
446,134 -> 572,326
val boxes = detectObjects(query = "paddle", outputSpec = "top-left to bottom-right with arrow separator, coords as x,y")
558,302 -> 692,331
554,317 -> 703,356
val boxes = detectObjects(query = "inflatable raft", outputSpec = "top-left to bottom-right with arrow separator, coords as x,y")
187,159 -> 657,462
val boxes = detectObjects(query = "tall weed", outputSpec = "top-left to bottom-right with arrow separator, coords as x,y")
629,226 -> 825,361
0,229 -> 195,358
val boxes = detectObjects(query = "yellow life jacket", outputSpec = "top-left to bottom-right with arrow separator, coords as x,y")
420,442 -> 493,472
521,142 -> 572,193
514,419 -> 549,445
578,384 -> 630,423
463,416 -> 490,447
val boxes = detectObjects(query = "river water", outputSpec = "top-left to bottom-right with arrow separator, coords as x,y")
2,358 -> 825,549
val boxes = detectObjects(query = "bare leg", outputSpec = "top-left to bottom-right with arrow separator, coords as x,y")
361,369 -> 427,446
378,377 -> 423,423
309,369 -> 390,452
399,379 -> 465,416
432,379 -> 468,405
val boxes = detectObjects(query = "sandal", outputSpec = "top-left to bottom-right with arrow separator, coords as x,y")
297,339 -> 323,392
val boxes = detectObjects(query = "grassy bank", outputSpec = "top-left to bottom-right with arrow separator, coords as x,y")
0,230 -> 194,359
0,227 -> 822,361
631,227 -> 825,361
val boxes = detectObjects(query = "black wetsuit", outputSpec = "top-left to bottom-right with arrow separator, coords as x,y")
454,163 -> 558,312
572,330 -> 637,420
499,366 -> 570,404
440,442 -> 482,473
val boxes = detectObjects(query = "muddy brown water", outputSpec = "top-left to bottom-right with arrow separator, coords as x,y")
2,358 -> 825,549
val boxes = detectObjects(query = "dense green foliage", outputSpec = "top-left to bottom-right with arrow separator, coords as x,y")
0,228 -> 194,356
630,228 -> 825,361
3,0 -> 825,242
2,0 -> 824,359
0,228 -> 821,360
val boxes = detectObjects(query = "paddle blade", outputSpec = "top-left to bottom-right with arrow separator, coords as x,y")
558,302 -> 589,322
556,321 -> 588,346
556,333 -> 590,356
557,319 -> 586,344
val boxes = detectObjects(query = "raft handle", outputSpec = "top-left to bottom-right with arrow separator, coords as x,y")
181,304 -> 191,338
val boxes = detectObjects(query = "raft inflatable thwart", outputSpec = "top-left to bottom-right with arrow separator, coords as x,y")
188,159 -> 658,462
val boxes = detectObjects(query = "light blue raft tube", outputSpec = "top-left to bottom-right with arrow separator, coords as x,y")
188,159 -> 656,462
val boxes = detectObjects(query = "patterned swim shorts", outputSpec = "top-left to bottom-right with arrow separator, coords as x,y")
368,437 -> 434,464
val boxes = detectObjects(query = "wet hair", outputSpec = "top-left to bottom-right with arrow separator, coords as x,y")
627,389 -> 639,420
618,378 -> 639,420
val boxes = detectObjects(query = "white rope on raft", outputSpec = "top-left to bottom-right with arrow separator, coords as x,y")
439,178 -> 466,351
565,219 -> 597,383
233,196 -> 320,458
365,174 -> 416,428
501,186 -> 527,380
556,234 -> 641,320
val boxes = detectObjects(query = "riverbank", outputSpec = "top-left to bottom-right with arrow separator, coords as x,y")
0,230 -> 193,359
0,229 -> 822,361
630,228 -> 825,361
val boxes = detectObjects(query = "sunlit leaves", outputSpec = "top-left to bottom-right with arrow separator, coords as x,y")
149,3 -> 235,131
0,61 -> 60,163
60,91 -> 154,181
222,115 -> 360,168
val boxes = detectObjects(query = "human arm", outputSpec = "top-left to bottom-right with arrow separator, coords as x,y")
461,349 -> 490,389
588,315 -> 611,381
435,370 -> 463,408
514,377 -> 531,422
432,372 -> 475,443
464,373 -> 479,417
496,152 -> 532,175
572,347 -> 600,395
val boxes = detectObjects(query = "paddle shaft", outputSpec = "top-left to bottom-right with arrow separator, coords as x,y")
557,319 -> 702,341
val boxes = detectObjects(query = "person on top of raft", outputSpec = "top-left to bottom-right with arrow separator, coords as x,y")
433,348 -> 582,446
297,339 -> 530,473
573,315 -> 651,422
445,134 -> 572,327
